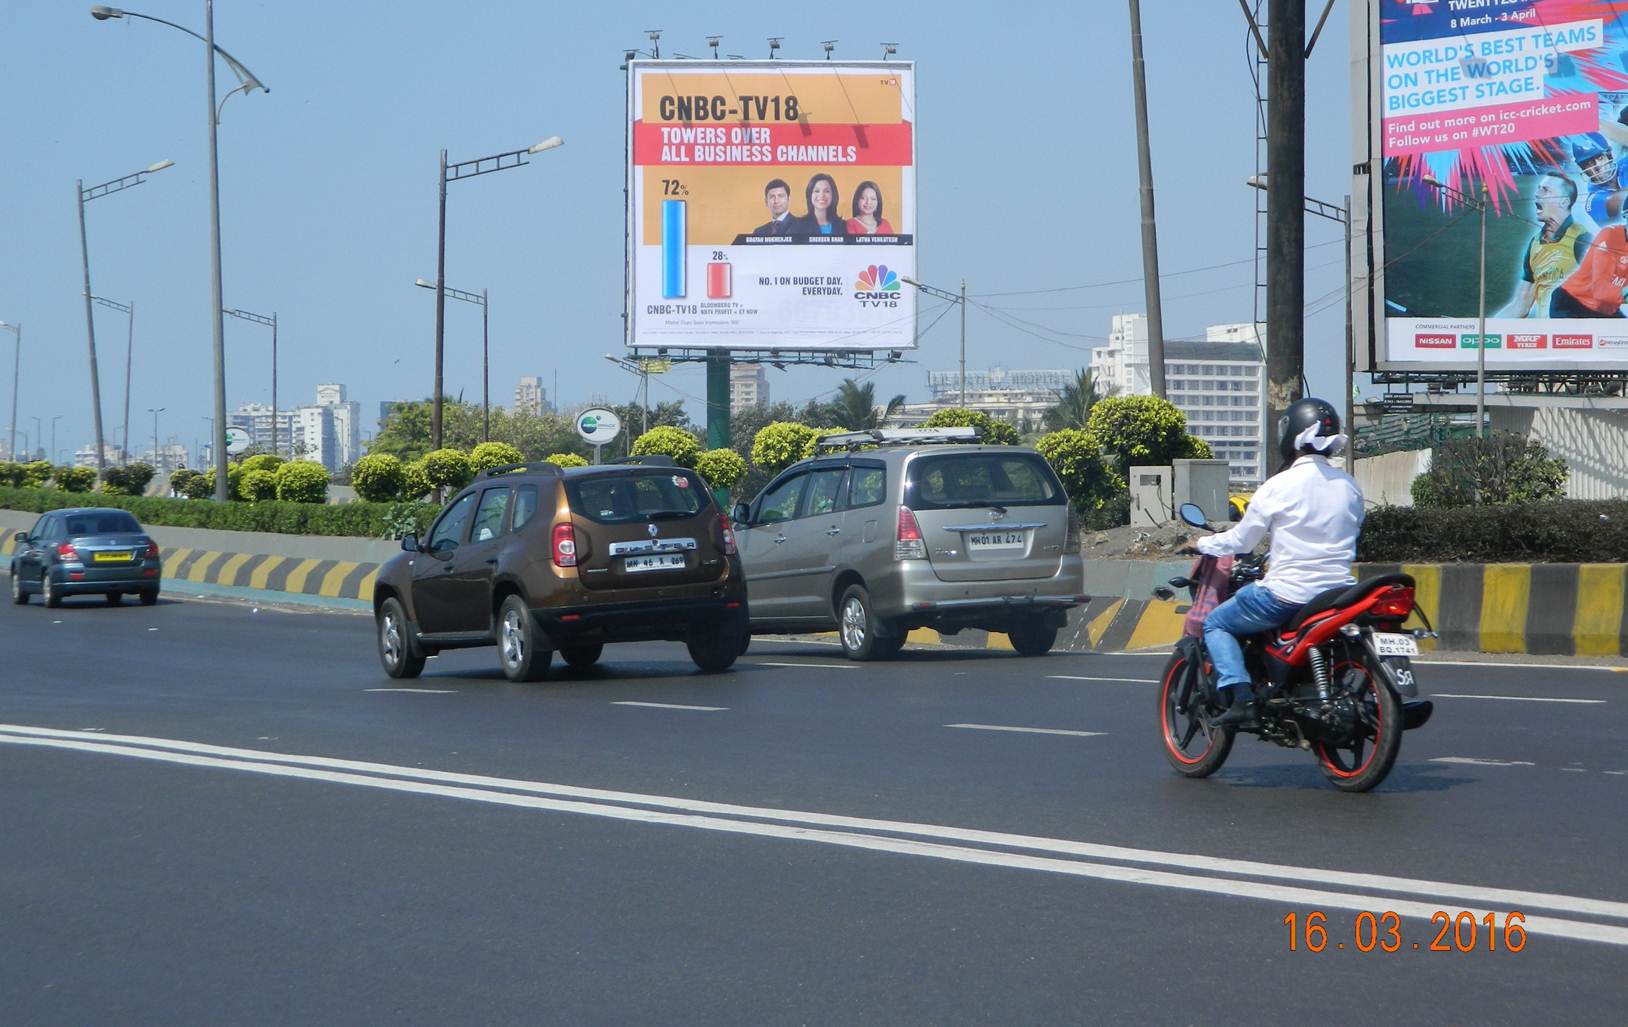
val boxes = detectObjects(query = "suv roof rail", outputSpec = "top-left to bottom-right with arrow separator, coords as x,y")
480,461 -> 563,479
813,426 -> 980,452
611,454 -> 677,466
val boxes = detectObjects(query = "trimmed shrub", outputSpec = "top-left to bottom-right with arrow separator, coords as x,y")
1357,500 -> 1628,564
1086,395 -> 1210,477
0,484 -> 438,538
922,408 -> 1020,446
1410,433 -> 1568,509
51,465 -> 97,493
241,469 -> 278,503
239,454 -> 285,476
0,462 -> 19,486
102,462 -> 156,497
694,448 -> 747,490
274,461 -> 330,504
168,468 -> 201,497
351,453 -> 407,503
750,422 -> 821,474
1035,429 -> 1123,516
181,470 -> 218,500
401,460 -> 432,502
19,461 -> 52,488
802,427 -> 851,461
630,426 -> 702,467
468,441 -> 525,473
544,452 -> 589,469
420,448 -> 473,492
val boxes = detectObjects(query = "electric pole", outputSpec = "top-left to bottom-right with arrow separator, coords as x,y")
1266,0 -> 1307,444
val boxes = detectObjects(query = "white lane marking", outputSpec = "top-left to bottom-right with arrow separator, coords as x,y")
1433,693 -> 1605,704
365,688 -> 458,694
1,729 -> 1625,947
1,723 -> 1624,925
1415,659 -> 1628,673
748,662 -> 861,670
947,724 -> 1106,738
611,701 -> 728,712
1431,757 -> 1537,767
1047,675 -> 1158,684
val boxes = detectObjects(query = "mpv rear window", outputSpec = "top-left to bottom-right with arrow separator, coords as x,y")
567,471 -> 706,524
64,511 -> 142,534
904,453 -> 1062,511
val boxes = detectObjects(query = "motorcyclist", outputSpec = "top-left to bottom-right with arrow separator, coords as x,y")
1195,398 -> 1366,726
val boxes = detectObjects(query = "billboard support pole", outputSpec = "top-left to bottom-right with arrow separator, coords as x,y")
1476,182 -> 1487,445
1344,193 -> 1353,459
1128,0 -> 1167,399
706,351 -> 730,452
1266,0 -> 1307,457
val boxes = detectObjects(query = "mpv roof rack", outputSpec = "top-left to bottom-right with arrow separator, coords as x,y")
480,461 -> 562,479
611,454 -> 677,466
813,426 -> 979,452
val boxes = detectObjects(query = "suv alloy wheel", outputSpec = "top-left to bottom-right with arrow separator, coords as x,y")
498,594 -> 552,682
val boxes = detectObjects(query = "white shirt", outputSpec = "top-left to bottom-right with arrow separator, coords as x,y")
1194,454 -> 1365,605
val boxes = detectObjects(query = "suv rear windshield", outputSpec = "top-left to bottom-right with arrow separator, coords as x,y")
567,471 -> 707,524
904,453 -> 1062,511
64,511 -> 143,534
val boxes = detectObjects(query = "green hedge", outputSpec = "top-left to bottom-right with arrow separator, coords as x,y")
0,486 -> 437,539
1357,501 -> 1628,564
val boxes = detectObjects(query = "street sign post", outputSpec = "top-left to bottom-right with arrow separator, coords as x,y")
224,426 -> 252,456
576,408 -> 622,464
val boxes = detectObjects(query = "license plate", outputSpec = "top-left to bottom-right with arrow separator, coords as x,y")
92,551 -> 134,563
622,553 -> 686,573
967,531 -> 1026,551
1373,632 -> 1420,657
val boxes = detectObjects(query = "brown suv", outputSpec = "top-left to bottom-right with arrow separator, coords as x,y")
373,458 -> 747,681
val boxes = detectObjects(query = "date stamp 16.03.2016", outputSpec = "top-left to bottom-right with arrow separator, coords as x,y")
1284,911 -> 1527,953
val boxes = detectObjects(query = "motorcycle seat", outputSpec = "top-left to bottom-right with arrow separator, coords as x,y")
1284,573 -> 1416,633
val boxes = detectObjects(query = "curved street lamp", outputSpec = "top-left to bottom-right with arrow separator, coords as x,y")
90,3 -> 268,501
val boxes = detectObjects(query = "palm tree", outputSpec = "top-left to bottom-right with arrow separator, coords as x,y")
832,378 -> 904,430
1042,368 -> 1115,433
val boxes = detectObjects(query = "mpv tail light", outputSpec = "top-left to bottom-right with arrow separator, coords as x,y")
1064,504 -> 1082,551
719,512 -> 737,556
56,542 -> 80,562
895,506 -> 927,561
1372,586 -> 1415,619
551,522 -> 578,567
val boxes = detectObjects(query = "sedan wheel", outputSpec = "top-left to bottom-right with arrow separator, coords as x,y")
41,572 -> 61,608
10,570 -> 26,606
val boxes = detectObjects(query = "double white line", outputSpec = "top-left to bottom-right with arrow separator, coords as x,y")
4,722 -> 1626,947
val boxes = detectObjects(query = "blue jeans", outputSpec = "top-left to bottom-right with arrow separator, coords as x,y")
1203,583 -> 1302,691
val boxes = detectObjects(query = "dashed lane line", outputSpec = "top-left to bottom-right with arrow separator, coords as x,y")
1433,694 -> 1605,704
611,701 -> 729,712
946,724 -> 1106,738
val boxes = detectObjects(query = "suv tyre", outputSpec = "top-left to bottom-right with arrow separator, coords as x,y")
498,594 -> 552,682
1009,622 -> 1058,657
561,644 -> 604,669
838,583 -> 898,661
377,597 -> 426,679
688,625 -> 742,673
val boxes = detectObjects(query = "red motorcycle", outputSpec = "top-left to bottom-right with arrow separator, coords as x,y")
1153,503 -> 1435,793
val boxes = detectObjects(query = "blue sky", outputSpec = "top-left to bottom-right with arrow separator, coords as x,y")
0,1 -> 1354,461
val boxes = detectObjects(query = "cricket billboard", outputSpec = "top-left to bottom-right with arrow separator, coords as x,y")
625,60 -> 917,352
1355,0 -> 1628,371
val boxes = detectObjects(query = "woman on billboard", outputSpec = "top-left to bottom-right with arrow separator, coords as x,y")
802,173 -> 848,237
845,181 -> 895,235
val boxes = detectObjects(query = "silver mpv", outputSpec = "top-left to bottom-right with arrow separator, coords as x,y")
731,428 -> 1087,660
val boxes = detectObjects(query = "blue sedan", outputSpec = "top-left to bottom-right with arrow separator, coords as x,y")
10,507 -> 162,607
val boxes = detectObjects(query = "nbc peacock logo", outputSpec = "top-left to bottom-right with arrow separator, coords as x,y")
853,264 -> 901,307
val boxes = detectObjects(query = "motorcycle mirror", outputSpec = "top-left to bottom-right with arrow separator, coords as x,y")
1177,503 -> 1208,529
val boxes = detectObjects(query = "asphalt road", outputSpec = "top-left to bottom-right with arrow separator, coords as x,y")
2,591 -> 1625,1025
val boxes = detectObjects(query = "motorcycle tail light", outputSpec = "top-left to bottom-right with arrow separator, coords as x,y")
1372,586 -> 1415,619
718,512 -> 737,556
551,522 -> 578,567
895,506 -> 926,560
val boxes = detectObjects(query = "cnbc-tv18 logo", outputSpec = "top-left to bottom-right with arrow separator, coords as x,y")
853,264 -> 901,308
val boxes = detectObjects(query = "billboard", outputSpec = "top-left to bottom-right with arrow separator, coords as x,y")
1356,0 -> 1628,371
625,60 -> 917,352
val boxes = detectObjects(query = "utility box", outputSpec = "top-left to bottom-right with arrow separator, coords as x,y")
1173,459 -> 1232,523
1129,465 -> 1173,528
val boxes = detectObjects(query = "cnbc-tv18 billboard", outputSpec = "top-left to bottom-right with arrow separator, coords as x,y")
625,61 -> 916,351
1356,0 -> 1628,371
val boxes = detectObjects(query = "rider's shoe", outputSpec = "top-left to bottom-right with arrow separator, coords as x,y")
1211,684 -> 1258,727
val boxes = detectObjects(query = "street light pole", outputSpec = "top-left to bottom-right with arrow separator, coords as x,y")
223,306 -> 278,455
77,179 -> 106,481
149,406 -> 165,472
92,297 -> 135,462
431,136 -> 563,450
0,321 -> 18,460
51,415 -> 63,465
416,278 -> 491,442
959,279 -> 967,406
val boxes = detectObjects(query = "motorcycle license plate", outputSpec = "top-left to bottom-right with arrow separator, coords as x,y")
1373,632 -> 1420,658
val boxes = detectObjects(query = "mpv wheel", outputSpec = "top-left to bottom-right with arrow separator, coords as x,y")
42,572 -> 61,608
838,584 -> 896,661
1009,622 -> 1058,657
10,570 -> 26,605
377,597 -> 425,679
561,644 -> 603,669
498,595 -> 551,682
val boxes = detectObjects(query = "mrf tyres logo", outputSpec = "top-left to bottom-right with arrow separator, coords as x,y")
853,264 -> 901,308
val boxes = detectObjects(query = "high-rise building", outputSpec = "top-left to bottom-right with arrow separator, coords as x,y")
514,376 -> 548,415
298,384 -> 362,473
730,364 -> 770,408
226,403 -> 300,459
1091,316 -> 1268,483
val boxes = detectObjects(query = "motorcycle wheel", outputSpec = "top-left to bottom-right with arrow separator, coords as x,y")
1315,658 -> 1403,793
1158,652 -> 1234,778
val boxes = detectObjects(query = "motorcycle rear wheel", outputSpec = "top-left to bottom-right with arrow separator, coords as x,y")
1158,652 -> 1235,778
1315,658 -> 1403,793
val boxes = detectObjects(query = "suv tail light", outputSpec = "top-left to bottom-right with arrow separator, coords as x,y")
1372,586 -> 1415,619
551,522 -> 578,567
895,506 -> 926,560
1064,504 -> 1082,551
718,512 -> 737,556
145,540 -> 160,560
56,542 -> 80,562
